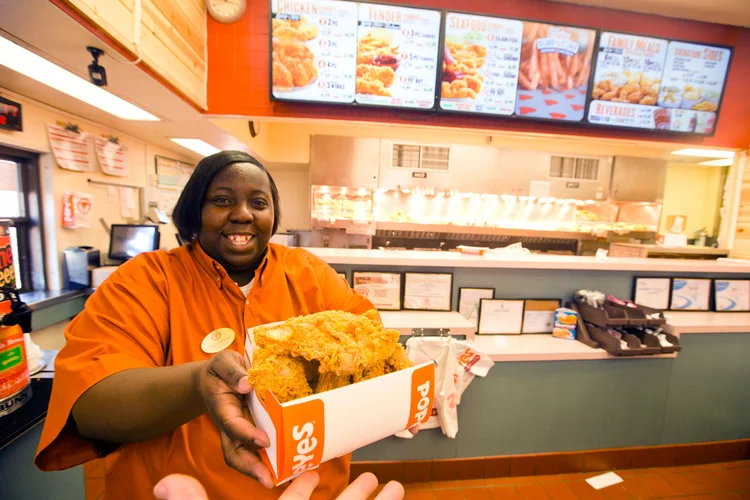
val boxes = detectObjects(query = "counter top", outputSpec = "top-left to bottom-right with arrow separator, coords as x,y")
609,243 -> 730,256
664,312 -> 750,335
380,311 -> 474,337
471,334 -> 677,362
309,248 -> 750,273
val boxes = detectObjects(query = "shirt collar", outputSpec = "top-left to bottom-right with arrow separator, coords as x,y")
188,242 -> 271,288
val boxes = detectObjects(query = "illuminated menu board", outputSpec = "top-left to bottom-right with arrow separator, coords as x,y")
270,0 -> 440,109
587,32 -> 732,135
355,3 -> 441,109
438,13 -> 597,122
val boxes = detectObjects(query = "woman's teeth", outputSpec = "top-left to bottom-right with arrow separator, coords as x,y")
227,234 -> 253,245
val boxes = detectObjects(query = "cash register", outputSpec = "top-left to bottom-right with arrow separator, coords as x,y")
90,224 -> 160,287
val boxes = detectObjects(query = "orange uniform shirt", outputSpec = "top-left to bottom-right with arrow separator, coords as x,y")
35,243 -> 374,500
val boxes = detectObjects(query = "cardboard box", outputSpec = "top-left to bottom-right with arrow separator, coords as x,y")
245,325 -> 435,486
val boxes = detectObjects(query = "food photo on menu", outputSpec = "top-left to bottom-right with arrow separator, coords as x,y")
354,4 -> 441,108
440,12 -> 523,115
514,23 -> 596,121
271,0 -> 358,103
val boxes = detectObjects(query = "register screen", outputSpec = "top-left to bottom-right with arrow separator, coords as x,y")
109,225 -> 159,261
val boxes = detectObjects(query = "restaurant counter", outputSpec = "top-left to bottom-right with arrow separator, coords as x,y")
308,249 -> 750,461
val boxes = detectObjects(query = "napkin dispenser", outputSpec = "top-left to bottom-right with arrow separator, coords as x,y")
63,246 -> 101,289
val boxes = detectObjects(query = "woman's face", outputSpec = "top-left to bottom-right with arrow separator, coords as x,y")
198,163 -> 275,276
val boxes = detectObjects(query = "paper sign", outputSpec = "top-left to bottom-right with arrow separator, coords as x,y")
458,288 -> 494,330
95,137 -> 129,177
586,472 -> 623,490
61,191 -> 94,229
670,278 -> 711,311
352,272 -> 402,310
120,187 -> 138,219
634,277 -> 671,310
178,164 -> 194,188
155,156 -> 179,190
522,299 -> 560,333
403,273 -> 452,311
714,280 -> 750,312
48,124 -> 94,172
478,299 -> 524,335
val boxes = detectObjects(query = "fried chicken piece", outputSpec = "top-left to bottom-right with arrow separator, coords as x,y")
247,349 -> 312,404
272,60 -> 294,87
385,343 -> 412,373
272,39 -> 317,88
357,64 -> 396,87
253,310 -> 400,376
356,78 -> 391,96
272,18 -> 319,41
315,373 -> 352,394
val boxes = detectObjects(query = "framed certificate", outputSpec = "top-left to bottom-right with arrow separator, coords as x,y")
478,299 -> 525,335
669,278 -> 711,311
458,288 -> 494,330
352,272 -> 402,311
633,277 -> 672,310
714,279 -> 750,312
403,272 -> 453,311
522,299 -> 561,334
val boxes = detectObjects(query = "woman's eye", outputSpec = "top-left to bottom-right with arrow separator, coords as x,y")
213,197 -> 231,205
252,199 -> 269,208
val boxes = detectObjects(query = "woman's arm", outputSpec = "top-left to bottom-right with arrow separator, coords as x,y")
72,361 -> 206,443
72,351 -> 274,488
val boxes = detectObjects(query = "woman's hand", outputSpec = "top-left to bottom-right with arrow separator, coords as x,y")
153,472 -> 405,500
197,350 -> 274,488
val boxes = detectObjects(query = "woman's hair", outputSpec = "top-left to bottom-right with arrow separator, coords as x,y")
172,150 -> 281,243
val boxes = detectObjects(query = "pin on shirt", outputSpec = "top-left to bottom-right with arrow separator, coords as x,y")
201,328 -> 236,354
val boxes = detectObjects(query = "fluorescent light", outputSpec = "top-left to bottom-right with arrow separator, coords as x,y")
699,158 -> 734,167
0,35 -> 159,121
672,148 -> 735,158
170,138 -> 221,157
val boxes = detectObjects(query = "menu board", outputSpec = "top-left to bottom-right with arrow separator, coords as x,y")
587,32 -> 731,135
355,4 -> 441,108
440,13 -> 523,115
514,23 -> 596,121
271,0 -> 359,103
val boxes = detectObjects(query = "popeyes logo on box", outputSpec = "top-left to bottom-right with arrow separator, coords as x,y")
282,399 -> 325,478
406,364 -> 434,430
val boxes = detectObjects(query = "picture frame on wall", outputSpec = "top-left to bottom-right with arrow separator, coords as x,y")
477,299 -> 525,335
337,272 -> 349,286
458,288 -> 494,331
633,277 -> 672,311
713,279 -> 750,312
669,278 -> 712,311
403,272 -> 453,312
352,271 -> 402,311
522,299 -> 561,334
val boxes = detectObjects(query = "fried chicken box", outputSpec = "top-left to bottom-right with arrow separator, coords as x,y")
244,323 -> 435,486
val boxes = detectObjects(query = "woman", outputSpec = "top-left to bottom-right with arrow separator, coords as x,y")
35,151 -> 394,499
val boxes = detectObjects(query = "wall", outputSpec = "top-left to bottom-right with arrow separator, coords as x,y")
207,0 -> 750,149
660,163 -> 724,237
56,0 -> 207,109
0,89 -> 194,289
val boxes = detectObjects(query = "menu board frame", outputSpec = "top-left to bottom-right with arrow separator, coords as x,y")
436,9 -> 601,125
268,0 -> 445,112
586,29 -> 734,137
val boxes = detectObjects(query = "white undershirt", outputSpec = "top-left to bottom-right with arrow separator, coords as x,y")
238,279 -> 255,297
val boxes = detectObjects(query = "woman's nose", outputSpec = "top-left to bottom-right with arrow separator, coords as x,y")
229,202 -> 254,222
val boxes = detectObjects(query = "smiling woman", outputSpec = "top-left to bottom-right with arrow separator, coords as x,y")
35,150 -> 378,499
173,151 -> 281,286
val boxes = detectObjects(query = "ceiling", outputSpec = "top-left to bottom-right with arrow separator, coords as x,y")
0,0 -> 249,162
548,0 -> 750,28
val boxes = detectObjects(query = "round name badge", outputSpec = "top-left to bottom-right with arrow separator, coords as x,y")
201,328 -> 236,354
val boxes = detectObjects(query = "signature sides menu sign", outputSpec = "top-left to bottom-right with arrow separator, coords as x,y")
271,0 -> 358,103
440,13 -> 523,115
355,3 -> 441,109
588,32 -> 731,135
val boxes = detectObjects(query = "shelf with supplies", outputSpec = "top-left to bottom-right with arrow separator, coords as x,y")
379,311 -> 475,339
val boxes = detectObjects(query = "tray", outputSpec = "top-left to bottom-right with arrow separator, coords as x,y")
606,301 -> 667,327
576,302 -> 629,327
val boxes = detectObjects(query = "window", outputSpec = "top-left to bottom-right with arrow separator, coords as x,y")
0,147 -> 44,292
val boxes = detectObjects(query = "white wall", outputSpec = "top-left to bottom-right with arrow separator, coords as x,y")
0,89 -> 194,289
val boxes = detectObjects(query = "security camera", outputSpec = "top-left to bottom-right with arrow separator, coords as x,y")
87,47 -> 107,87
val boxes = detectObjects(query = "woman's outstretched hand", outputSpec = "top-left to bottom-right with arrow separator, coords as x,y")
153,472 -> 405,500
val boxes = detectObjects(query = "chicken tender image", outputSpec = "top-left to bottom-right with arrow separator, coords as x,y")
357,64 -> 396,87
247,350 -> 312,404
272,18 -> 319,41
253,310 -> 400,375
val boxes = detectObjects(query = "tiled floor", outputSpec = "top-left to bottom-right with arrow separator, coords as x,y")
396,461 -> 750,500
82,459 -> 749,500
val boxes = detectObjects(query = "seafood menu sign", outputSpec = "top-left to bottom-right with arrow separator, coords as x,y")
588,32 -> 731,135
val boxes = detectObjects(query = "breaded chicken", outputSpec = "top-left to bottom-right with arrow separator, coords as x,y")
247,349 -> 312,403
357,64 -> 396,87
315,373 -> 352,394
253,310 -> 400,376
